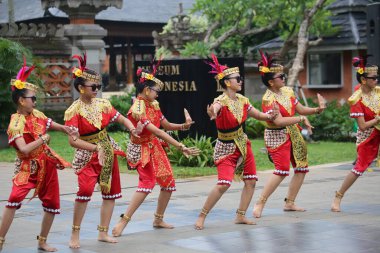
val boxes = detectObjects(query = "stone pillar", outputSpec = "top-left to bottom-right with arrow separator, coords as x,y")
41,0 -> 123,98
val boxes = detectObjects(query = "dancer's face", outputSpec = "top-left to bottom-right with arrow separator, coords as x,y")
269,73 -> 286,90
364,73 -> 378,89
225,74 -> 243,92
19,89 -> 36,114
80,80 -> 101,99
146,84 -> 160,102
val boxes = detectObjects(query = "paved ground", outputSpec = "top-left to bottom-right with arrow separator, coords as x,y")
0,161 -> 379,253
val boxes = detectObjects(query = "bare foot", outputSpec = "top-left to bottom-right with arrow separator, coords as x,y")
283,203 -> 306,212
235,215 -> 256,225
253,202 -> 265,218
69,232 -> 80,249
331,197 -> 342,212
38,242 -> 57,252
98,232 -> 118,243
194,216 -> 206,230
112,221 -> 128,237
153,220 -> 174,229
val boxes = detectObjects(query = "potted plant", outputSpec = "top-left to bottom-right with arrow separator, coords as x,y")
0,38 -> 34,149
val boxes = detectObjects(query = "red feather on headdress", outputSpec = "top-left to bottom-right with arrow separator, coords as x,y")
136,57 -> 162,84
151,57 -> 162,76
205,53 -> 228,75
258,50 -> 278,76
16,56 -> 35,82
72,52 -> 87,71
352,55 -> 369,69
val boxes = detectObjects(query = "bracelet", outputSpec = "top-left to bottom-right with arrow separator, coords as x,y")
129,128 -> 136,133
314,108 -> 321,114
180,123 -> 190,131
39,135 -> 47,144
299,116 -> 305,123
93,144 -> 101,152
177,143 -> 186,152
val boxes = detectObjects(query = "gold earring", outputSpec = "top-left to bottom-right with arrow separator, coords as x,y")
80,89 -> 84,94
226,82 -> 231,87
145,90 -> 150,96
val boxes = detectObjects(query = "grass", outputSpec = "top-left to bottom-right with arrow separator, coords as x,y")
0,131 -> 357,178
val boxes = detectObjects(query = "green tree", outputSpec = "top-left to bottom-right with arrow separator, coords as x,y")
0,38 -> 35,129
182,0 -> 335,71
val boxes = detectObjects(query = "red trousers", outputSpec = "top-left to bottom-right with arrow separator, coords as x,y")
352,129 -> 380,176
6,157 -> 60,214
268,138 -> 309,176
76,154 -> 122,202
216,141 -> 258,185
136,160 -> 176,193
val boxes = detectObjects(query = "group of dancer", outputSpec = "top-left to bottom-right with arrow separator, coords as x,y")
0,51 -> 378,251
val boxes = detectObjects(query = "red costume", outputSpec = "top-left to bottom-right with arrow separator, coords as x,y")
262,87 -> 309,176
6,109 -> 70,213
64,98 -> 125,202
127,96 -> 175,193
348,87 -> 380,176
213,93 -> 257,185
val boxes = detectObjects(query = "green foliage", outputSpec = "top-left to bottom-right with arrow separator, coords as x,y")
245,99 -> 266,138
306,99 -> 354,142
155,46 -> 174,59
167,132 -> 215,167
161,14 -> 208,34
179,41 -> 210,58
107,88 -> 135,132
188,0 -> 335,56
0,38 -> 35,129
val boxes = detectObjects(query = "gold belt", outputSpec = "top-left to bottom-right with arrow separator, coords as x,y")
217,127 -> 244,141
80,128 -> 108,144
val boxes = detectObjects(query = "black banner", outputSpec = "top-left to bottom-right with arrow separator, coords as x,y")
135,58 -> 244,138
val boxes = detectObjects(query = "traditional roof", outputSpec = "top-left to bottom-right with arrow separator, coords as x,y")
0,0 -> 195,24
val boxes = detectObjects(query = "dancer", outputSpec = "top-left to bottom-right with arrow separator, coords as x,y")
194,54 -> 278,230
0,59 -> 77,252
331,56 -> 379,212
253,51 -> 326,218
112,63 -> 200,237
64,53 -> 138,248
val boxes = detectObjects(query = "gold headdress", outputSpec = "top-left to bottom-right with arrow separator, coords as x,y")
258,50 -> 283,75
11,57 -> 37,92
136,58 -> 164,90
72,52 -> 101,84
352,55 -> 378,75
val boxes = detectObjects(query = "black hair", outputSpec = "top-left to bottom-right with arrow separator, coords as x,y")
11,88 -> 29,105
260,64 -> 282,87
219,76 -> 228,89
73,69 -> 99,92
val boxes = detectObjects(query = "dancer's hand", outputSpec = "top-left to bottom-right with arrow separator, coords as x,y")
64,126 -> 79,141
316,93 -> 326,113
303,117 -> 314,135
40,134 -> 51,144
182,108 -> 195,130
207,104 -> 217,120
97,145 -> 105,166
268,103 -> 279,120
178,143 -> 201,158
130,122 -> 143,138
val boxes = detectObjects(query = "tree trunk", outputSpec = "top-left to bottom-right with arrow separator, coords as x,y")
287,0 -> 328,87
